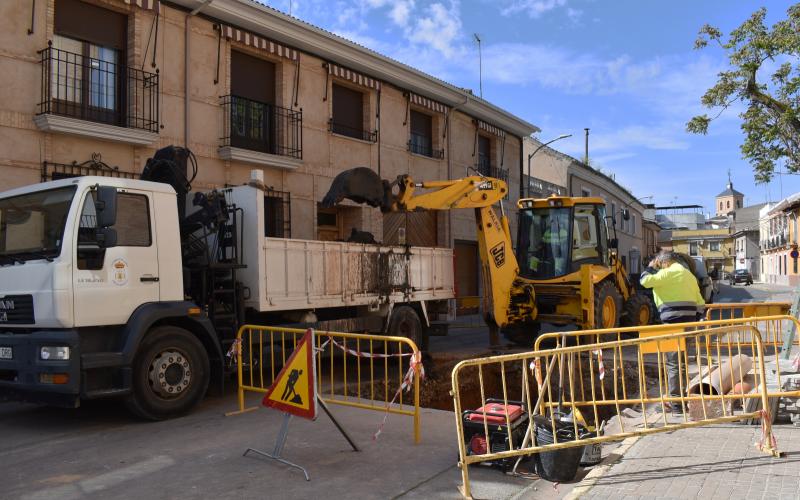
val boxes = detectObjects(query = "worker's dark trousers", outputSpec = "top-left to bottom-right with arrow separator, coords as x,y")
661,314 -> 702,397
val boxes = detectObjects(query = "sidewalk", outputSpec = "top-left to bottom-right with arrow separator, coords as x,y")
570,423 -> 800,499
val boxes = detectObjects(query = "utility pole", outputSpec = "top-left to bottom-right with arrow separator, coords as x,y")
474,33 -> 483,98
584,128 -> 590,165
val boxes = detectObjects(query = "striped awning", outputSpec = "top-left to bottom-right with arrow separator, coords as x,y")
409,92 -> 448,114
477,120 -> 506,138
327,63 -> 381,91
220,25 -> 299,61
124,0 -> 160,11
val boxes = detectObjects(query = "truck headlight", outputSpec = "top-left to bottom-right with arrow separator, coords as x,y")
40,346 -> 70,360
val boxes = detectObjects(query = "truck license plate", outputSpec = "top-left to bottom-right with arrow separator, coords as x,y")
0,347 -> 12,359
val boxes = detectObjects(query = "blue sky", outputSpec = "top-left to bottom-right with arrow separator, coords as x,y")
264,0 -> 800,213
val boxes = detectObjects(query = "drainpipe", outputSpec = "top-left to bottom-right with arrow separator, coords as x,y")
446,92 -> 470,248
185,0 -> 215,148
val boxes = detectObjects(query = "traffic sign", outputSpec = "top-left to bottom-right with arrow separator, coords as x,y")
262,329 -> 317,420
791,249 -> 799,259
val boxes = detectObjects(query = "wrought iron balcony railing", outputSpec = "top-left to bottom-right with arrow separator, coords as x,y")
328,118 -> 377,142
38,44 -> 159,132
476,159 -> 509,183
221,95 -> 302,159
408,133 -> 444,159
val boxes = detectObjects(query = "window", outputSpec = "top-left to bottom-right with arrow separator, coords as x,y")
784,255 -> 788,275
727,200 -> 730,209
477,135 -> 491,172
331,83 -> 367,140
114,194 -> 151,246
710,241 -> 720,252
229,51 -> 277,154
631,215 -> 636,235
409,110 -> 434,157
572,205 -> 600,262
737,200 -> 741,208
581,188 -> 591,197
264,190 -> 290,238
689,242 -> 699,256
719,202 -> 723,211
611,202 -> 617,226
52,0 -> 127,125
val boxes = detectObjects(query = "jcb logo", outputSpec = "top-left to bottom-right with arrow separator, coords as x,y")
490,242 -> 505,267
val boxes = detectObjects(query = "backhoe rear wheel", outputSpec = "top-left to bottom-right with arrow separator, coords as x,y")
594,281 -> 622,329
621,292 -> 656,327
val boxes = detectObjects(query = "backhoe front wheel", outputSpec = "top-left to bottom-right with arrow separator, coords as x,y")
594,281 -> 622,329
125,326 -> 210,420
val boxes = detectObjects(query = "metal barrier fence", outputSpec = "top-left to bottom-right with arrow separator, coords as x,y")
452,324 -> 779,499
230,325 -> 422,443
535,315 -> 800,401
705,302 -> 791,321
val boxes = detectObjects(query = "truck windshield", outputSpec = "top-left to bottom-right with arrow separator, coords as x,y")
517,207 -> 572,279
0,186 -> 77,262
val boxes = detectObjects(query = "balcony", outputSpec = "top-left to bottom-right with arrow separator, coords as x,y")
476,157 -> 509,183
408,132 -> 444,159
219,95 -> 302,169
328,118 -> 377,143
35,44 -> 159,145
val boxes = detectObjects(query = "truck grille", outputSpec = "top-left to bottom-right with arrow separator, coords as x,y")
0,295 -> 35,324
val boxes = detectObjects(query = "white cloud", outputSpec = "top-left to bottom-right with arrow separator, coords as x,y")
500,0 -> 567,18
389,0 -> 415,27
406,2 -> 463,57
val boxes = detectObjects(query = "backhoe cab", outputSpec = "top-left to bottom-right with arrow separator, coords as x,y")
323,169 -> 655,346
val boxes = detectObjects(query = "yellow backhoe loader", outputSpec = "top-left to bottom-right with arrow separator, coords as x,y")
322,169 -> 654,345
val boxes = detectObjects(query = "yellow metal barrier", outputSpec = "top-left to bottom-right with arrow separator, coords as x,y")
229,325 -> 422,444
705,302 -> 791,321
535,315 -> 800,401
452,324 -> 779,499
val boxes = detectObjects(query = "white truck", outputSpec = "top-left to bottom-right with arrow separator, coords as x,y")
0,146 -> 453,419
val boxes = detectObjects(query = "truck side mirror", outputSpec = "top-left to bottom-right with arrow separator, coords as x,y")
96,227 -> 118,249
95,186 -> 118,228
621,208 -> 630,221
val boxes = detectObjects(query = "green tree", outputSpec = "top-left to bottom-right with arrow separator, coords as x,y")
687,4 -> 800,182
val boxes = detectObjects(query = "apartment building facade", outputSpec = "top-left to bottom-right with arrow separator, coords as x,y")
0,0 -> 537,311
760,195 -> 800,286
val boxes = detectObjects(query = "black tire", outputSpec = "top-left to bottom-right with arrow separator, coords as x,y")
594,280 -> 622,329
621,292 -> 655,327
125,326 -> 210,420
502,321 -> 541,347
388,305 -> 426,352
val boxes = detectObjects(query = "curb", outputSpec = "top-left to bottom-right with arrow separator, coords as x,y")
563,436 -> 641,499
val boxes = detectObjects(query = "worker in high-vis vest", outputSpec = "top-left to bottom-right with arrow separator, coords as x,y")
640,250 -> 705,415
542,221 -> 569,275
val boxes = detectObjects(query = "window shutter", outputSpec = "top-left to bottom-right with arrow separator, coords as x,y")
55,0 -> 127,50
231,51 -> 275,104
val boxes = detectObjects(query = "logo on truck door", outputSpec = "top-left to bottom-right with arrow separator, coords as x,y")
490,242 -> 506,268
112,259 -> 129,286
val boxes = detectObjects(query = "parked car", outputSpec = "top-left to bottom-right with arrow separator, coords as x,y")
729,269 -> 754,286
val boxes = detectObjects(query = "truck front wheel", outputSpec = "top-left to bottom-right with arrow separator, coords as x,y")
125,326 -> 210,420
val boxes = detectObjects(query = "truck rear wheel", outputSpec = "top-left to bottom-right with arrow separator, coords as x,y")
388,306 -> 426,352
125,326 -> 210,420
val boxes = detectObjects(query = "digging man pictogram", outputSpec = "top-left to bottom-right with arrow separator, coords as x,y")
281,368 -> 303,405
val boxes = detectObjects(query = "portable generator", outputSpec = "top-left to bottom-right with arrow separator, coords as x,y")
461,399 -> 529,470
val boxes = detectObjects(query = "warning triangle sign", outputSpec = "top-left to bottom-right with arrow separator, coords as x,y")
262,329 -> 318,420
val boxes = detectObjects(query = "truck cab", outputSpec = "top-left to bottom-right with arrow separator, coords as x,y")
0,176 -> 219,418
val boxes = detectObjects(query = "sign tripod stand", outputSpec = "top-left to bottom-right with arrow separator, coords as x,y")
243,329 -> 359,480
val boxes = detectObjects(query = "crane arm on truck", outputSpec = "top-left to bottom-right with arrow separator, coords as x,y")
322,171 -> 537,334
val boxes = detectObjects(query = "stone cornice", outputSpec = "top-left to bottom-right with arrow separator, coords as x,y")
218,146 -> 302,170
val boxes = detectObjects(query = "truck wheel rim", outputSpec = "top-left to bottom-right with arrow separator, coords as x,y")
148,349 -> 192,398
602,297 -> 616,328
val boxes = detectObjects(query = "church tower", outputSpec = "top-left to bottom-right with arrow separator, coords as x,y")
716,170 -> 744,216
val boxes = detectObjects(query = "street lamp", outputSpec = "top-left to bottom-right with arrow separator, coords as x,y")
525,134 -> 572,198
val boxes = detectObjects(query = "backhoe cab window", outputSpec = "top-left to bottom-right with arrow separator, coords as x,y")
518,207 -> 571,279
0,186 -> 76,263
572,205 -> 601,262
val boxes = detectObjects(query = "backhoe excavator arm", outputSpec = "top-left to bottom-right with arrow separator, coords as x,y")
323,172 -> 536,331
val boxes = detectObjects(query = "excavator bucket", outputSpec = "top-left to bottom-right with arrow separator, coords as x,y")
321,167 -> 389,209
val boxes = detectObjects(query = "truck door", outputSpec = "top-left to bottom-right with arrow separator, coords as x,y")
73,188 -> 160,327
